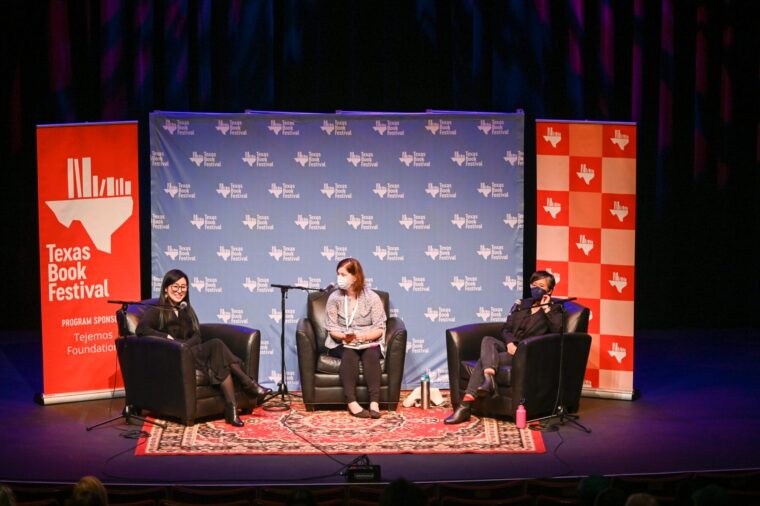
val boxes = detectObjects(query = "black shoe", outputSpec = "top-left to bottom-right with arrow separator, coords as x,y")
369,410 -> 381,419
350,408 -> 371,418
224,403 -> 244,427
444,402 -> 472,424
243,381 -> 272,404
476,374 -> 497,398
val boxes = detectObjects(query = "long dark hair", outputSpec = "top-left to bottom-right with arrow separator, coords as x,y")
336,257 -> 366,294
158,269 -> 200,333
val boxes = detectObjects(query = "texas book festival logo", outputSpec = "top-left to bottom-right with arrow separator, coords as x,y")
45,157 -> 133,254
43,156 -> 134,303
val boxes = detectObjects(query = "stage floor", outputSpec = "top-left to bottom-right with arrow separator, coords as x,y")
1,328 -> 758,486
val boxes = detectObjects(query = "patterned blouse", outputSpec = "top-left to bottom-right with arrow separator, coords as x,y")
324,287 -> 387,352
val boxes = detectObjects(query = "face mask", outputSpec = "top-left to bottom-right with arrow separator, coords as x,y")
336,276 -> 351,290
530,286 -> 547,300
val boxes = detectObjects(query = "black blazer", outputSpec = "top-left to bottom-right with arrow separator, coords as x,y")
136,305 -> 201,347
500,297 -> 563,345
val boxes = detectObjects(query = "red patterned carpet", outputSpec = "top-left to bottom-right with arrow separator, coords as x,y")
136,396 -> 545,456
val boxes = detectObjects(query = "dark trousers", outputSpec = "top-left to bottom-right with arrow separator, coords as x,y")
328,345 -> 382,403
465,335 -> 513,397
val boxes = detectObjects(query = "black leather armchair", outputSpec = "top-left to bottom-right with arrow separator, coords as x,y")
295,288 -> 407,411
115,299 -> 261,425
446,299 -> 591,421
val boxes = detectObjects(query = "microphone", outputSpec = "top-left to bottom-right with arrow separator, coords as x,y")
107,299 -> 143,306
107,299 -> 178,310
270,283 -> 332,292
320,283 -> 336,292
512,296 -> 579,312
551,297 -> 578,305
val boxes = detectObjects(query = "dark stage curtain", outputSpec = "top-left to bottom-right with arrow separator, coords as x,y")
1,0 -> 757,330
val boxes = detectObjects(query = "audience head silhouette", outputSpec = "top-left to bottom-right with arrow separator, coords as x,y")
624,492 -> 659,506
66,476 -> 108,506
691,484 -> 728,506
0,485 -> 17,506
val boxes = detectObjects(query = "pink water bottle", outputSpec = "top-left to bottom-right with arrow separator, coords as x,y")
516,403 -> 526,429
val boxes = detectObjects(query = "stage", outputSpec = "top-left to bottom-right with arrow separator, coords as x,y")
0,328 -> 758,486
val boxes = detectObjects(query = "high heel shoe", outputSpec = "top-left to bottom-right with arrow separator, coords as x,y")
224,402 -> 244,427
444,401 -> 472,424
242,379 -> 272,404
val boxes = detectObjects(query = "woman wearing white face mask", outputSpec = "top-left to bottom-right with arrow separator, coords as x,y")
323,258 -> 387,418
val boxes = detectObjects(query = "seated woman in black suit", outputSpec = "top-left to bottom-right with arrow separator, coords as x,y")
444,270 -> 563,424
136,269 -> 271,426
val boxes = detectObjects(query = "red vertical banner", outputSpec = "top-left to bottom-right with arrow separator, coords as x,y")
36,122 -> 140,403
536,120 -> 636,400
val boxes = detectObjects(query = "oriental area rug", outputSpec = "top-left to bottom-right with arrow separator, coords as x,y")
136,393 -> 544,456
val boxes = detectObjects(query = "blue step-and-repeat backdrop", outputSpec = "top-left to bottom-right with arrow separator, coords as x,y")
149,111 -> 525,390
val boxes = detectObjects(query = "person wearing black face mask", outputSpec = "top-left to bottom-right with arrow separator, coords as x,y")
444,270 -> 563,424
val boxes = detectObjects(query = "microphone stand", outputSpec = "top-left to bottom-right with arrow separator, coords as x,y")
529,297 -> 591,433
86,300 -> 167,432
262,284 -> 326,411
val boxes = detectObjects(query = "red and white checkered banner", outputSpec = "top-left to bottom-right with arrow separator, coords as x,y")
535,120 -> 636,400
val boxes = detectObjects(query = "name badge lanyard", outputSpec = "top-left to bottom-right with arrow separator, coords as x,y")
344,295 -> 359,334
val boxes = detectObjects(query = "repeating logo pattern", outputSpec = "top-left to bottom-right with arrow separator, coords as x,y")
151,112 -> 525,389
536,120 -> 636,397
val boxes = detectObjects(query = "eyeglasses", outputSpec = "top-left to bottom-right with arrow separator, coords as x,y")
169,283 -> 188,293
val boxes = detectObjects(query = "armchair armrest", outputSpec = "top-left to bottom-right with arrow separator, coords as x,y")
445,322 -> 503,406
446,322 -> 504,361
200,323 -> 260,379
383,317 -> 407,394
385,317 -> 407,360
116,335 -> 196,420
295,318 -> 318,403
509,331 -> 591,418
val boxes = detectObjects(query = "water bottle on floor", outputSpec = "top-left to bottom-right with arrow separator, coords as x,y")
516,401 -> 526,429
420,373 -> 430,410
